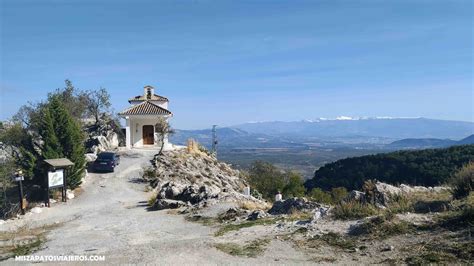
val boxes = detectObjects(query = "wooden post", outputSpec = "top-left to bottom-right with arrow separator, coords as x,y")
18,179 -> 25,215
62,168 -> 67,202
46,177 -> 50,208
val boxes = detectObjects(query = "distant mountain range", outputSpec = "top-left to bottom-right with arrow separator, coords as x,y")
170,118 -> 474,177
387,134 -> 474,149
171,118 -> 474,149
233,118 -> 473,139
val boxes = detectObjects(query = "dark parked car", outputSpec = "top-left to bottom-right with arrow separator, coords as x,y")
93,152 -> 120,172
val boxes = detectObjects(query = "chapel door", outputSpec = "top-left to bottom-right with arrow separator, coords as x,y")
142,125 -> 154,145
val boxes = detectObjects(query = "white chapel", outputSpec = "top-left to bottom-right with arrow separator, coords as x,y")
119,85 -> 173,149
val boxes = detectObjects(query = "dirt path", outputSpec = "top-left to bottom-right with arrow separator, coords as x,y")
2,150 -> 308,265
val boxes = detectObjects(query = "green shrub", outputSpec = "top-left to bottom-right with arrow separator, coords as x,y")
308,188 -> 332,204
387,194 -> 414,213
318,232 -> 357,250
147,193 -> 157,207
282,171 -> 306,198
439,205 -> 474,230
248,161 -> 286,200
350,212 -> 413,239
248,161 -> 305,201
330,187 -> 348,203
448,162 -> 474,199
332,200 -> 378,220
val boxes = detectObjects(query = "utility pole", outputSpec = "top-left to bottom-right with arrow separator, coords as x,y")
212,125 -> 218,157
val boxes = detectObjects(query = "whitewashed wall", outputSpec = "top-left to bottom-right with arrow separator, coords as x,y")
128,116 -> 169,148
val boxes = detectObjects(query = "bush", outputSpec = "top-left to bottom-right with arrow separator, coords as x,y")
147,193 -> 157,207
247,161 -> 305,201
331,187 -> 348,203
308,188 -> 332,204
449,162 -> 474,199
282,172 -> 305,198
248,161 -> 286,200
439,204 -> 474,229
349,212 -> 413,239
332,200 -> 378,220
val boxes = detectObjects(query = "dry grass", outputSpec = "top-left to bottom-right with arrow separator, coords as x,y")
215,239 -> 270,257
238,200 -> 269,211
332,200 -> 379,220
0,223 -> 63,260
285,210 -> 313,222
404,239 -> 473,264
147,193 -> 157,207
214,218 -> 278,236
294,232 -> 357,252
349,213 -> 414,239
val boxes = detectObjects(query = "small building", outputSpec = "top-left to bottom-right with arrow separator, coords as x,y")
119,85 -> 173,149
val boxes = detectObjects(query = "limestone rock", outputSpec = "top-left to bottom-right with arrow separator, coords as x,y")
346,190 -> 365,202
152,199 -> 186,210
312,206 -> 330,221
413,200 -> 452,213
66,190 -> 75,199
220,208 -> 248,221
147,149 -> 262,209
85,153 -> 97,162
268,198 -> 321,215
30,207 -> 42,214
381,245 -> 394,252
247,210 -> 267,221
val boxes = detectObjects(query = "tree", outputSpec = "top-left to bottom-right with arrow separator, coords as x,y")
0,158 -> 16,207
282,171 -> 305,198
449,162 -> 474,199
308,188 -> 332,204
4,80 -> 111,189
306,145 -> 474,191
86,87 -> 111,126
248,161 -> 286,201
47,96 -> 86,188
48,80 -> 89,120
155,117 -> 175,155
38,105 -> 63,159
0,122 -> 38,179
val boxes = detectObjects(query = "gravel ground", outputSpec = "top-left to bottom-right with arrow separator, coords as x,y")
2,150 -> 309,265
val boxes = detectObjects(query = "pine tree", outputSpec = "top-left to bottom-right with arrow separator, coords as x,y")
39,106 -> 63,159
47,96 -> 86,188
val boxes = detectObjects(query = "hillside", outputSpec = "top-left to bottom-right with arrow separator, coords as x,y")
458,134 -> 474,145
305,145 -> 474,191
387,138 -> 457,149
387,134 -> 474,149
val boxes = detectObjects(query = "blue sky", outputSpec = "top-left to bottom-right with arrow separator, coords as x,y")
1,0 -> 472,129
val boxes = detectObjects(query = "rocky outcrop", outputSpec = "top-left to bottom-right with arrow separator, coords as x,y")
152,199 -> 187,210
247,210 -> 268,220
147,148 -> 263,210
268,198 -> 321,215
219,207 -> 249,221
84,119 -> 121,154
86,133 -> 119,154
345,181 -> 450,209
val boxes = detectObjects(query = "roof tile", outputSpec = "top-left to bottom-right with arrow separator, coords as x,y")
119,101 -> 172,116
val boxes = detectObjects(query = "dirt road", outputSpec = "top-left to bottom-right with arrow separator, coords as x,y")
2,150 -> 308,265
